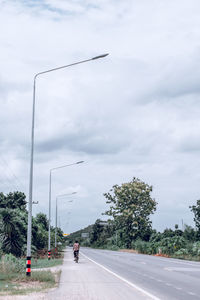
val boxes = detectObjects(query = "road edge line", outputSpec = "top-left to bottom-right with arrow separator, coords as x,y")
80,252 -> 160,300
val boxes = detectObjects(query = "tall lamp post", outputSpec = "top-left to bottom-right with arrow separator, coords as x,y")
48,162 -> 82,260
26,53 -> 109,275
55,192 -> 76,251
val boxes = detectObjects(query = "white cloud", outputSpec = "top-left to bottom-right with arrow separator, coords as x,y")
0,0 -> 200,232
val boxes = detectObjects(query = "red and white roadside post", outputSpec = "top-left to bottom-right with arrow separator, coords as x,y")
26,256 -> 31,276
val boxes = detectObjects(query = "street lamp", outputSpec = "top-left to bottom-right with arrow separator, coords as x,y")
55,192 -> 76,251
48,161 -> 83,260
26,53 -> 109,275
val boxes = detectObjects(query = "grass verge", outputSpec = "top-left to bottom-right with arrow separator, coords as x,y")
0,254 -> 61,296
31,258 -> 63,269
0,270 -> 58,295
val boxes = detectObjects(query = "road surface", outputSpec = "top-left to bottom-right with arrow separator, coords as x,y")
48,247 -> 200,299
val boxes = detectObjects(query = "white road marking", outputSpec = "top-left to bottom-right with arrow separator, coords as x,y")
154,256 -> 200,267
81,252 -> 161,300
165,267 -> 200,272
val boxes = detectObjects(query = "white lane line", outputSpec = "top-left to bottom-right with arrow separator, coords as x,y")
165,267 -> 200,272
154,257 -> 200,267
175,287 -> 182,290
81,252 -> 161,300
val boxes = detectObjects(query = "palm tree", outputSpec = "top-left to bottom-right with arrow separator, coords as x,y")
0,208 -> 26,257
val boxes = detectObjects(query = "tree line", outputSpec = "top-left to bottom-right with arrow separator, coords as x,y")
0,191 -> 65,257
68,177 -> 200,259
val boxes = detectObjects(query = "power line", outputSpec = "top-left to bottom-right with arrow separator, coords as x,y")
0,155 -> 25,191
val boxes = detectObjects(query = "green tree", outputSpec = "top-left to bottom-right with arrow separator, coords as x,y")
190,200 -> 200,237
162,228 -> 175,238
183,225 -> 196,242
32,213 -> 49,250
159,236 -> 186,255
0,192 -> 26,210
0,192 -> 27,257
90,219 -> 104,246
104,177 -> 157,248
35,213 -> 48,231
0,208 -> 27,257
174,224 -> 183,236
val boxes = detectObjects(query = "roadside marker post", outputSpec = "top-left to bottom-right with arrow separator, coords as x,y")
26,256 -> 31,276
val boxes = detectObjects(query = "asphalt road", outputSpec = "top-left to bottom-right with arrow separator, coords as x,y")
80,247 -> 200,300
48,248 -> 151,300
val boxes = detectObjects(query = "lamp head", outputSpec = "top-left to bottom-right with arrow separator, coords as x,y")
92,53 -> 109,60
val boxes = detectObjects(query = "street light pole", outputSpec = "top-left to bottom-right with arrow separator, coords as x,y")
55,193 -> 76,251
26,76 -> 36,277
26,53 -> 108,275
48,162 -> 83,260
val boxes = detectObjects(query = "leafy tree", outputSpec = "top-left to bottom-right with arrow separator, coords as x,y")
0,192 -> 27,256
0,208 -> 27,257
162,228 -> 175,238
90,219 -> 104,246
32,213 -> 49,250
149,230 -> 162,243
159,236 -> 186,255
35,213 -> 48,231
90,219 -> 114,247
56,227 -> 65,242
190,200 -> 200,237
0,191 -> 63,256
183,225 -> 196,242
0,192 -> 26,210
104,177 -> 157,248
174,224 -> 183,236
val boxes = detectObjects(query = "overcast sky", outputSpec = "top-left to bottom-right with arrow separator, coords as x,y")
1,0 -> 200,233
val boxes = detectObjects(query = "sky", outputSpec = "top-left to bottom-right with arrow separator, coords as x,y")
0,0 -> 200,233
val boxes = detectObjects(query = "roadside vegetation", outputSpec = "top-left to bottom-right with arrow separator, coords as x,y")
68,177 -> 200,261
31,258 -> 63,269
0,253 -> 58,295
0,191 -> 65,295
0,191 -> 65,258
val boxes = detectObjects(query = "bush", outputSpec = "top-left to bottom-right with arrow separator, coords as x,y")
107,245 -> 120,251
133,240 -> 151,254
174,248 -> 189,256
192,241 -> 200,256
157,236 -> 187,255
0,253 -> 25,274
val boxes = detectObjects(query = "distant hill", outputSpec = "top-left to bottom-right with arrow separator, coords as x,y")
66,224 -> 94,245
